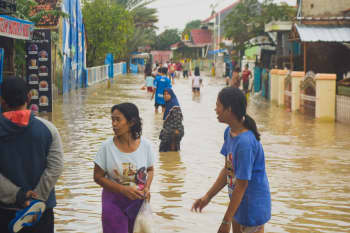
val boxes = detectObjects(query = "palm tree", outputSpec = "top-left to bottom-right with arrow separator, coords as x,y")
112,0 -> 158,59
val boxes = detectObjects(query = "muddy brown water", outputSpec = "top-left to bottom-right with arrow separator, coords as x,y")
50,74 -> 350,233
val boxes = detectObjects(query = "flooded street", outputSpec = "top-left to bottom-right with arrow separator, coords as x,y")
51,74 -> 350,233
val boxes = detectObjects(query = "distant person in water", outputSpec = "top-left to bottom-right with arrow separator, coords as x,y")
159,88 -> 184,152
192,67 -> 203,96
151,67 -> 172,113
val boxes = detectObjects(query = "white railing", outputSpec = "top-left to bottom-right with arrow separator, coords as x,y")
87,62 -> 125,86
336,95 -> 350,123
87,65 -> 108,86
301,94 -> 316,102
113,63 -> 123,77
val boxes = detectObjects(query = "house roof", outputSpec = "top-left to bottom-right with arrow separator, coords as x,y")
202,0 -> 240,23
190,29 -> 212,46
31,0 -> 60,27
295,24 -> 350,42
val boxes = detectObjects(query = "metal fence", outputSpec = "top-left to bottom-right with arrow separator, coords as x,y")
87,62 -> 125,87
336,95 -> 350,123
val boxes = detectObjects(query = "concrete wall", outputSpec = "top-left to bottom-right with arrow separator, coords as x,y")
302,0 -> 350,17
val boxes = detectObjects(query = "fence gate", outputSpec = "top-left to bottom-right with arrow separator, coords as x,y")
300,72 -> 316,117
284,72 -> 292,111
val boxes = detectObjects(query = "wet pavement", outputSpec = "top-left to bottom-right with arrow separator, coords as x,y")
51,74 -> 350,233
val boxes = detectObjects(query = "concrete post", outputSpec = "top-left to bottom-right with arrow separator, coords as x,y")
315,73 -> 336,120
277,70 -> 289,106
270,69 -> 280,104
291,71 -> 305,112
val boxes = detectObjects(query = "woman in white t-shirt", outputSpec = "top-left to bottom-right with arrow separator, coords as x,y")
94,103 -> 155,233
192,67 -> 203,95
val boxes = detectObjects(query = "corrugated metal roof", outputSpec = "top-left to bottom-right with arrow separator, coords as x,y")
296,24 -> 350,42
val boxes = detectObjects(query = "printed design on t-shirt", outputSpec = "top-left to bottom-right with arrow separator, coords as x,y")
112,163 -> 137,186
226,153 -> 236,195
135,167 -> 147,190
113,164 -> 147,188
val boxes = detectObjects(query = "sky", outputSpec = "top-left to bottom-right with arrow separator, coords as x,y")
148,0 -> 297,33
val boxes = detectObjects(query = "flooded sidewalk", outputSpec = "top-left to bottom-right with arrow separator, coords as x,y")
51,74 -> 350,233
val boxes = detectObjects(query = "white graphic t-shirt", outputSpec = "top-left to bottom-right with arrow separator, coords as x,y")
94,137 -> 155,189
192,76 -> 202,88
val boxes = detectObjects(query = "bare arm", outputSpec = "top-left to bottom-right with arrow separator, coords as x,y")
151,87 -> 156,100
222,179 -> 248,223
145,166 -> 154,190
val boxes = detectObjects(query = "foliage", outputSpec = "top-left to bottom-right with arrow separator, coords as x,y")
183,20 -> 202,34
82,0 -> 134,66
111,0 -> 158,58
223,0 -> 296,56
111,0 -> 154,10
153,29 -> 181,50
14,0 -> 67,24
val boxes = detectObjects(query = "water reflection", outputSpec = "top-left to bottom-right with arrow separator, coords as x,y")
157,152 -> 185,220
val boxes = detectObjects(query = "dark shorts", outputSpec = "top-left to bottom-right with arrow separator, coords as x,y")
192,87 -> 200,92
183,70 -> 188,77
147,86 -> 153,92
155,102 -> 165,108
243,80 -> 249,91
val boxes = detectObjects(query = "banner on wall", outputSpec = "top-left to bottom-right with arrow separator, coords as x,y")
62,0 -> 86,93
25,29 -> 53,113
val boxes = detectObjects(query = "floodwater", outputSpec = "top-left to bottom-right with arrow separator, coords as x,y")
51,74 -> 350,233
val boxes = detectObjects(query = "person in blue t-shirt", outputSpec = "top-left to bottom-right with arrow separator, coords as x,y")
192,87 -> 271,233
151,67 -> 172,113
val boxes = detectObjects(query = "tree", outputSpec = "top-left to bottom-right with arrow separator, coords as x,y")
83,0 -> 134,66
112,0 -> 158,57
183,20 -> 202,34
154,29 -> 181,51
223,0 -> 296,57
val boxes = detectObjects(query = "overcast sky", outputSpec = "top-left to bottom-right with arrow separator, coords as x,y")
148,0 -> 297,33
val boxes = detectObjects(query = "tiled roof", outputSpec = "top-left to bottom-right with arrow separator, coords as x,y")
170,42 -> 182,49
202,0 -> 240,23
190,29 -> 212,45
31,0 -> 59,26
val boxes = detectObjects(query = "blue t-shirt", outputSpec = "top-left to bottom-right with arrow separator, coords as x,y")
220,128 -> 271,227
154,75 -> 172,105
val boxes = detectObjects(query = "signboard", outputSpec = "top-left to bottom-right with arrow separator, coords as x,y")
0,48 -> 3,113
26,29 -> 52,113
0,15 -> 33,40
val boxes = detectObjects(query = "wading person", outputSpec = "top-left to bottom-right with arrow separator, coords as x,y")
0,77 -> 64,233
159,88 -> 184,152
192,87 -> 271,233
192,67 -> 203,96
241,64 -> 252,95
231,67 -> 241,89
151,67 -> 172,113
94,103 -> 155,233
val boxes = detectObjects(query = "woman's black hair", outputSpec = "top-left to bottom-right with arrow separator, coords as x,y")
1,76 -> 29,108
218,87 -> 260,141
111,103 -> 142,140
194,67 -> 200,76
